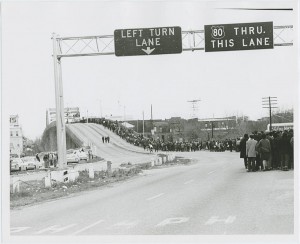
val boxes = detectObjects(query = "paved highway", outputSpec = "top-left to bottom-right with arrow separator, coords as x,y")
10,123 -> 157,182
11,151 -> 294,235
68,123 -> 157,167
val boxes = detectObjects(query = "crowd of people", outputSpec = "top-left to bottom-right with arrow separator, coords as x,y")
87,118 -> 242,153
239,130 -> 294,172
86,118 -> 294,171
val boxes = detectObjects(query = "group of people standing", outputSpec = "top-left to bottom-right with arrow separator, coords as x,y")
240,130 -> 293,172
36,152 -> 58,168
102,136 -> 110,143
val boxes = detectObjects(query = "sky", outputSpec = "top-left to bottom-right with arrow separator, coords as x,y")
2,0 -> 298,139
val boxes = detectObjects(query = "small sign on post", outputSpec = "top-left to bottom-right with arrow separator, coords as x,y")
204,22 -> 273,52
114,26 -> 182,56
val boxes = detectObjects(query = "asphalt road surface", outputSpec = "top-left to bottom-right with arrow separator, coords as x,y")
10,151 -> 294,235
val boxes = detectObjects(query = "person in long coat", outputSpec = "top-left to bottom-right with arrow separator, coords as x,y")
240,134 -> 249,169
256,133 -> 271,171
246,134 -> 258,172
279,131 -> 291,171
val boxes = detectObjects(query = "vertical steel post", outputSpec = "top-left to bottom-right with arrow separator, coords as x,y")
269,96 -> 272,131
57,58 -> 67,168
52,33 -> 67,169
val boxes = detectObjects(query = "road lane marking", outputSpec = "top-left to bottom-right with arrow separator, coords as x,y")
110,221 -> 138,229
35,224 -> 77,234
11,227 -> 30,233
208,170 -> 216,175
72,220 -> 104,235
184,180 -> 194,185
156,217 -> 189,227
147,193 -> 164,201
205,216 -> 236,225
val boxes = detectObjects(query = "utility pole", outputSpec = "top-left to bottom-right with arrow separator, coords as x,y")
99,99 -> 102,118
187,99 -> 201,119
151,104 -> 154,138
142,111 -> 145,136
123,105 -> 126,122
211,121 -> 214,139
262,97 -> 278,131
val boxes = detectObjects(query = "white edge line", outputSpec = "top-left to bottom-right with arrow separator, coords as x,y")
184,180 -> 194,185
147,193 -> 164,201
72,220 -> 104,235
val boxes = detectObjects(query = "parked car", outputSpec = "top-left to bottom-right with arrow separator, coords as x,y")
10,158 -> 21,171
10,153 -> 19,159
10,158 -> 26,171
22,156 -> 40,170
74,149 -> 88,161
66,149 -> 80,164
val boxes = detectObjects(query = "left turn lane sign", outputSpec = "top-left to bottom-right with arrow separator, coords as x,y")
114,26 -> 182,57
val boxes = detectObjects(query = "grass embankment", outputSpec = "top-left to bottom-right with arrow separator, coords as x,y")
10,156 -> 191,209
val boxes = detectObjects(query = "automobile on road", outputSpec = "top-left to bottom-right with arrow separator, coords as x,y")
10,158 -> 27,171
66,149 -> 80,164
10,158 -> 21,172
74,149 -> 88,161
22,156 -> 41,170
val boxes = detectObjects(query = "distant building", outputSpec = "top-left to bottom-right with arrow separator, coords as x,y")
198,116 -> 237,131
46,107 -> 81,126
152,121 -> 171,141
10,115 -> 23,157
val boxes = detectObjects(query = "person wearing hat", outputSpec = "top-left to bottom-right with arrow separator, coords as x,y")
240,134 -> 249,169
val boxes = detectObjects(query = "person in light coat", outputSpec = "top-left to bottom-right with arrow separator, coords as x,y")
246,135 -> 258,172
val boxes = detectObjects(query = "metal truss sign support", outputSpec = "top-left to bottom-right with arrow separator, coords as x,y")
51,25 -> 293,169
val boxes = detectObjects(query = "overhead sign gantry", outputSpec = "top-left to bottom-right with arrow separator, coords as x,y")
52,22 -> 293,169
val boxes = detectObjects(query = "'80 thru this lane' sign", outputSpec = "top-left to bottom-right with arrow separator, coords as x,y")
114,26 -> 182,57
204,22 -> 274,52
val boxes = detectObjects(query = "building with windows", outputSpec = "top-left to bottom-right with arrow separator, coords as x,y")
46,107 -> 81,126
10,115 -> 23,157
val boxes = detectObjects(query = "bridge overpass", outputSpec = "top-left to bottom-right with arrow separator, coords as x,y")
41,122 -> 156,166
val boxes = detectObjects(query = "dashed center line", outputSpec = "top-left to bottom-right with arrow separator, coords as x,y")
184,180 -> 194,185
147,193 -> 164,201
72,220 -> 104,235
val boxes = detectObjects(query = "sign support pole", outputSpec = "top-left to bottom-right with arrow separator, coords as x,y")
52,33 -> 67,169
268,97 -> 272,131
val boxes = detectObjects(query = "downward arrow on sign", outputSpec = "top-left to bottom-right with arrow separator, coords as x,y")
142,47 -> 155,55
